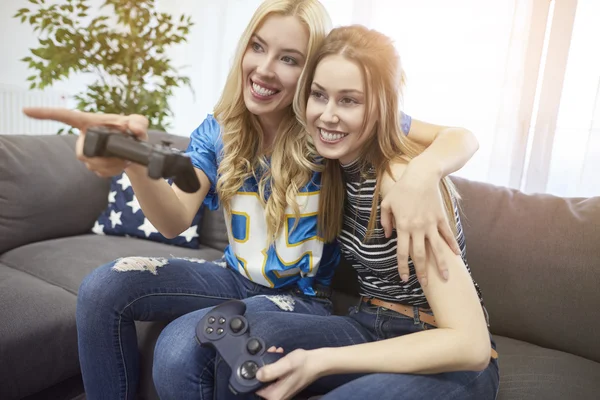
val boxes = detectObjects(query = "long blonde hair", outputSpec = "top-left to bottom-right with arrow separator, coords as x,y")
214,0 -> 331,243
295,25 -> 461,242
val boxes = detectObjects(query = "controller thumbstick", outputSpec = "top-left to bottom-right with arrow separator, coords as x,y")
230,317 -> 245,333
239,361 -> 259,380
246,338 -> 262,355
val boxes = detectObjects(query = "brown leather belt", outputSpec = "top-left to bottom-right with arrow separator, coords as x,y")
362,297 -> 498,360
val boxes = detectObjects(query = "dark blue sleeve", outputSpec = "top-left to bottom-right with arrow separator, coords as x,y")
400,111 -> 412,136
184,115 -> 222,210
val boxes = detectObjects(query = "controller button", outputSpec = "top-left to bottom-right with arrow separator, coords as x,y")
239,361 -> 259,380
206,327 -> 214,334
219,317 -> 226,324
230,317 -> 245,333
246,338 -> 262,355
217,328 -> 224,334
208,317 -> 215,324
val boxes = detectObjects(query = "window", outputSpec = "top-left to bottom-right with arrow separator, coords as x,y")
545,0 -> 600,197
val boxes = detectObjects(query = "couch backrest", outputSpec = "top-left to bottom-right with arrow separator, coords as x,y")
0,134 -> 109,253
451,176 -> 600,363
0,131 -> 228,254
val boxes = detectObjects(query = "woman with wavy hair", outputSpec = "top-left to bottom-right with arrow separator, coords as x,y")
24,1 -> 482,399
234,25 -> 499,400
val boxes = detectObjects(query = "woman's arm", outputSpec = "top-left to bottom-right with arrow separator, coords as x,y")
316,245 -> 491,375
255,220 -> 490,399
382,117 -> 480,286
401,118 -> 480,179
318,162 -> 490,375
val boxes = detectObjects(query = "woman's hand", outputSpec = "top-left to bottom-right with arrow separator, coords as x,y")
256,347 -> 324,400
380,159 -> 461,287
23,107 -> 149,178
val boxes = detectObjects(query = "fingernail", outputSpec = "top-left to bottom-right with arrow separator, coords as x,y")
420,277 -> 428,287
443,270 -> 449,280
401,274 -> 409,282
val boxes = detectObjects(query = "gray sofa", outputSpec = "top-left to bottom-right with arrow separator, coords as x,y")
1,131 -> 599,400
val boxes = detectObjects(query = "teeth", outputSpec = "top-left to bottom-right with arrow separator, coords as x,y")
252,82 -> 276,96
320,129 -> 347,142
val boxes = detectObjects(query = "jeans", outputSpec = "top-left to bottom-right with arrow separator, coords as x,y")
205,301 -> 500,400
75,257 -> 332,400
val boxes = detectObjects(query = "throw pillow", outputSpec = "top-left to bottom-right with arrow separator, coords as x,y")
92,172 -> 203,248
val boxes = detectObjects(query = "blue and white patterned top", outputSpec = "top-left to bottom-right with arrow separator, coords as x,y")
185,115 -> 340,295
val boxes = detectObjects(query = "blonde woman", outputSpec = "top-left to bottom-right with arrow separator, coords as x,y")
233,26 -> 497,400
24,3 -> 481,400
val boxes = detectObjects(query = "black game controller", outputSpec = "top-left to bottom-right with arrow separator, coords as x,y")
195,300 -> 283,395
83,126 -> 201,193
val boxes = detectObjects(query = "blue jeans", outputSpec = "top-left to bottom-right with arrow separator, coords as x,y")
75,257 -> 332,400
172,301 -> 499,400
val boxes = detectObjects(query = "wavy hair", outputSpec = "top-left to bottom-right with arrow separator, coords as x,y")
214,0 -> 331,244
295,25 -> 461,242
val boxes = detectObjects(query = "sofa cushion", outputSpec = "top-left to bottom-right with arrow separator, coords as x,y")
494,335 -> 600,400
92,172 -> 204,249
0,234 -> 224,295
451,176 -> 600,364
0,134 -> 109,254
0,264 -> 79,400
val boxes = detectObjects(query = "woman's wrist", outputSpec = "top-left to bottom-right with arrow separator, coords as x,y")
312,347 -> 342,377
406,154 -> 444,182
124,162 -> 147,177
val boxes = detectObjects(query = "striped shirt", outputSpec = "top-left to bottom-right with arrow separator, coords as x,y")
339,160 -> 485,309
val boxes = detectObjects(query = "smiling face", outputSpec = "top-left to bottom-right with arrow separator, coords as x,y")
306,54 -> 374,165
241,14 -> 308,124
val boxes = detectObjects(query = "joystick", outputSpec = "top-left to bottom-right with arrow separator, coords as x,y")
83,126 -> 201,193
230,317 -> 245,333
195,300 -> 283,394
247,338 -> 262,355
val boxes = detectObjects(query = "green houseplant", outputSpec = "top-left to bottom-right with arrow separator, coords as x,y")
14,0 -> 194,133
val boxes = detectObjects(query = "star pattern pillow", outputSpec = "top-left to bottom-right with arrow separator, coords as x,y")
92,173 -> 203,248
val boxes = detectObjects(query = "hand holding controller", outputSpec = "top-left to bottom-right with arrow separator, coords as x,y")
82,126 -> 201,193
195,300 -> 283,394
